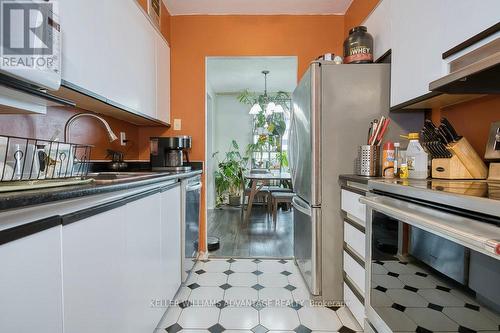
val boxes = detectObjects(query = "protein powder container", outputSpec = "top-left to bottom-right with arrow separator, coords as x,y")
343,26 -> 373,64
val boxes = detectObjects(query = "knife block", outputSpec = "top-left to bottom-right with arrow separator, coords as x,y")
432,137 -> 488,179
432,154 -> 473,179
488,163 -> 500,181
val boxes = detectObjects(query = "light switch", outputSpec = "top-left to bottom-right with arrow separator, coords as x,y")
120,132 -> 127,146
173,118 -> 182,131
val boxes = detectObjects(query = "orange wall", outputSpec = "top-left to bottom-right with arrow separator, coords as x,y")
0,107 -> 141,160
344,0 -> 379,36
160,2 -> 171,43
139,14 -> 345,251
431,96 -> 500,158
137,0 -> 172,44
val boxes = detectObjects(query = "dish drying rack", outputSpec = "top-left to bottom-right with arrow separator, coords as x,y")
0,135 -> 92,182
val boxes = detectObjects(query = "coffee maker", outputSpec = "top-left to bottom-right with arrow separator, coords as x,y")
150,136 -> 192,172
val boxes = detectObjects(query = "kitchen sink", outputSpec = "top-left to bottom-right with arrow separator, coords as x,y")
87,172 -> 167,184
0,178 -> 94,193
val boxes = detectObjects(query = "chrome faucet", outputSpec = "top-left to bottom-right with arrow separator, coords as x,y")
64,113 -> 118,143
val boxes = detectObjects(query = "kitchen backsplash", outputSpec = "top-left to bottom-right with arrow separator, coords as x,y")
0,106 -> 141,160
431,95 -> 500,158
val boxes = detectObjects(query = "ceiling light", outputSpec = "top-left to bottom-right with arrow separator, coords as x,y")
265,102 -> 276,116
274,104 -> 284,113
249,103 -> 262,115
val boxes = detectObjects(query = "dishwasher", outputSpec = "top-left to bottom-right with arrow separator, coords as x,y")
181,175 -> 201,283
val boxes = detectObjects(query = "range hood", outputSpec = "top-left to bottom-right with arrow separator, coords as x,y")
430,36 -> 500,94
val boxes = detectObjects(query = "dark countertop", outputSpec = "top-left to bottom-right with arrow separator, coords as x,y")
0,170 -> 202,213
339,174 -> 382,184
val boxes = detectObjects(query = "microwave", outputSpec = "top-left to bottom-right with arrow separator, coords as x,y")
0,0 -> 61,90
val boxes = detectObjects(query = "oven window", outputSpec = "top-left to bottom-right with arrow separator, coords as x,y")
370,211 -> 500,332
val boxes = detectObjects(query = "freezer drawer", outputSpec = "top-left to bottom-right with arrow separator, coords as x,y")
292,195 -> 321,295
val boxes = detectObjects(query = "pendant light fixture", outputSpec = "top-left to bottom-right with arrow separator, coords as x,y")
249,70 -> 279,115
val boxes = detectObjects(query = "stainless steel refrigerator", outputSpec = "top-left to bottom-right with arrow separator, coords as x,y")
289,62 -> 391,300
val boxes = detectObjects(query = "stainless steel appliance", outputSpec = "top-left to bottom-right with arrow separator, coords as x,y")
181,175 -> 201,283
150,136 -> 192,172
0,0 -> 62,90
362,179 -> 500,333
289,62 -> 395,299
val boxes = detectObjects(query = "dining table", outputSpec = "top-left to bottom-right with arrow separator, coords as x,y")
242,170 -> 292,224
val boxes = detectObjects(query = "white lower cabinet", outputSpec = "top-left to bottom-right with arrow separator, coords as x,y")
160,186 -> 182,302
124,192 -> 165,332
62,207 -> 129,333
0,225 -> 64,333
343,251 -> 366,294
344,282 -> 365,327
341,189 -> 366,224
62,184 -> 182,333
341,185 -> 368,328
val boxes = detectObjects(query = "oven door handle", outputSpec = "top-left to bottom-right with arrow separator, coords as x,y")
359,195 -> 500,258
186,182 -> 202,192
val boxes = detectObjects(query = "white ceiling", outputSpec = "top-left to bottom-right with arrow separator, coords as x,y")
163,0 -> 353,16
206,57 -> 298,94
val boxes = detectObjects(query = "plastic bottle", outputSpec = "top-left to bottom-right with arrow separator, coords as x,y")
402,133 -> 428,179
400,160 -> 409,179
382,141 -> 395,178
393,142 -> 401,177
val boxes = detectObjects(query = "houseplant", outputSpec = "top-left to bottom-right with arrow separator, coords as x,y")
238,89 -> 290,170
213,140 -> 249,207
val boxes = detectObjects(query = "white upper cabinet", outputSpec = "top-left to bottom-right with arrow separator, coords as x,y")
59,0 -> 110,98
59,0 -> 169,122
363,0 -> 392,62
390,0 -> 445,107
156,33 -> 171,124
363,0 -> 500,108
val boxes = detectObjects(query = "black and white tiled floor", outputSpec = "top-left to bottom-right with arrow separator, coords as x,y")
156,258 -> 362,333
371,260 -> 500,332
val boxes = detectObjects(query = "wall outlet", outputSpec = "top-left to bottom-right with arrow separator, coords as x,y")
120,132 -> 127,146
173,118 -> 182,131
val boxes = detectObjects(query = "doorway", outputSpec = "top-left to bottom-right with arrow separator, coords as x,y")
205,56 -> 298,258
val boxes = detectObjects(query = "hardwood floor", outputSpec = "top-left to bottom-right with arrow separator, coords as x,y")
207,205 -> 294,258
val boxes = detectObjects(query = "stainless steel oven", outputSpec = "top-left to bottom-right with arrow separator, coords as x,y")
361,193 -> 500,333
181,175 -> 201,283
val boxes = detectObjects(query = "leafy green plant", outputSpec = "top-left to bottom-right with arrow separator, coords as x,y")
237,89 -> 290,170
277,151 -> 289,168
213,140 -> 249,207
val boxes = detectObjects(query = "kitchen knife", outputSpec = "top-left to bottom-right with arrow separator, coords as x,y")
435,141 -> 452,158
439,124 -> 455,143
427,142 -> 440,158
441,117 -> 461,141
435,127 -> 449,145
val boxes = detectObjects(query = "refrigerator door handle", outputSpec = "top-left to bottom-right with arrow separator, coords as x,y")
289,104 -> 298,185
292,196 -> 311,216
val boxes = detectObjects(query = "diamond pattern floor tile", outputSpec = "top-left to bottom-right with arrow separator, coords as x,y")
297,306 -> 342,331
160,259 -> 362,333
260,307 -> 300,330
219,307 -> 259,329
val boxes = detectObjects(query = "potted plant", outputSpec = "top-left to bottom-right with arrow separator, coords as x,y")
213,140 -> 249,207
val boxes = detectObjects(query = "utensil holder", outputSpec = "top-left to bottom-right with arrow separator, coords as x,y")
356,145 -> 380,176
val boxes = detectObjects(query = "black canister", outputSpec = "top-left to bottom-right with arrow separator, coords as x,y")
343,26 -> 373,64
